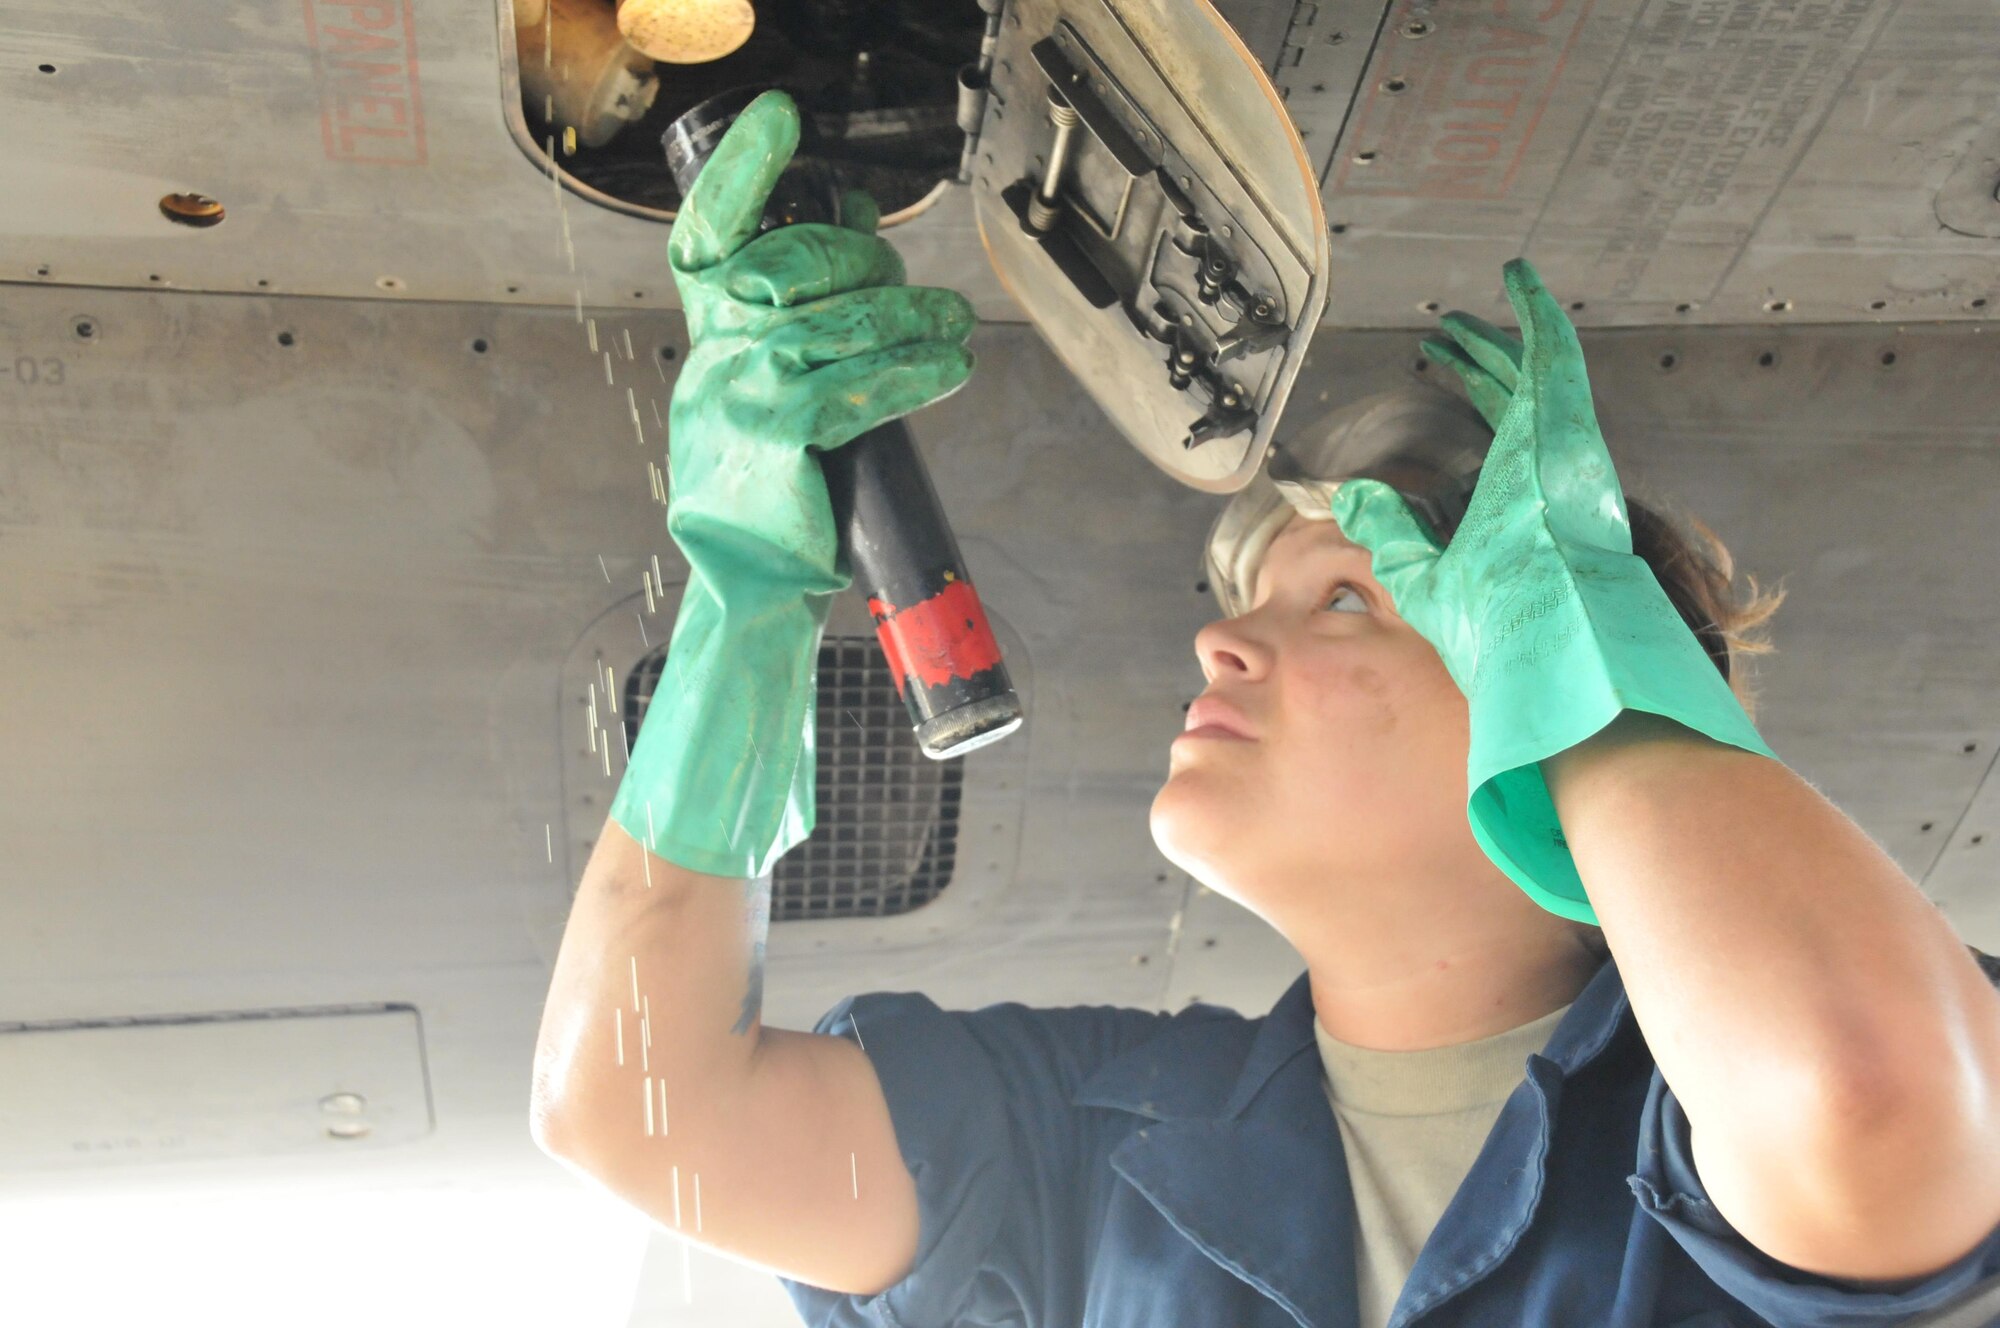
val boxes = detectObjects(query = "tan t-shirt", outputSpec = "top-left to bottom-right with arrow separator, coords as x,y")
1313,1003 -> 1573,1328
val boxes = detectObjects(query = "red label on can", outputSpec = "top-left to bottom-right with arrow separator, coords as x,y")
866,580 -> 1004,697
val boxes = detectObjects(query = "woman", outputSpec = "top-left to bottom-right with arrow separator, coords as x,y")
529,92 -> 2000,1327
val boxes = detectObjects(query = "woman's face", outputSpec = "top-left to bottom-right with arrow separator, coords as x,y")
1149,511 -> 1480,929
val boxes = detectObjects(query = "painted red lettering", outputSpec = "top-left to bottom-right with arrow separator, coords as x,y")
306,0 -> 426,165
336,92 -> 408,125
1494,0 -> 1569,21
1466,55 -> 1536,85
1435,135 -> 1503,163
326,24 -> 398,54
1480,23 -> 1552,53
327,59 -> 403,93
333,124 -> 404,156
1452,91 -> 1527,118
1334,0 -> 1596,200
1423,163 -> 1495,195
316,2 -> 398,28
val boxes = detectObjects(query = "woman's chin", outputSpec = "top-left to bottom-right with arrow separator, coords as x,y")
1149,771 -> 1248,881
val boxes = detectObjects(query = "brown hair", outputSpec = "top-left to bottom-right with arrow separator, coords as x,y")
1623,491 -> 1789,724
1568,493 -> 1787,957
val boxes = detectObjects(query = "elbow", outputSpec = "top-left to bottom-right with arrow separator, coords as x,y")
528,1049 -> 584,1159
1819,992 -> 2000,1178
1846,1105 -> 2000,1280
528,1094 -> 572,1159
530,1088 -> 612,1173
1765,1051 -> 2000,1278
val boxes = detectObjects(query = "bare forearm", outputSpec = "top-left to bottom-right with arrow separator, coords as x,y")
531,819 -> 769,1147
1541,712 -> 1989,1106
1542,711 -> 2000,1271
529,819 -> 920,1290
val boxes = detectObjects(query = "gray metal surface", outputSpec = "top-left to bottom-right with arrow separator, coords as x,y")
1315,0 -> 2000,326
5,0 -> 1989,339
1210,0 -> 1304,73
0,1 -> 1012,317
1265,0 -> 1398,184
1921,705 -> 2000,950
0,1004 -> 431,1171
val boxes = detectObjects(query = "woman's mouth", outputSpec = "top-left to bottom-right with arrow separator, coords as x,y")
1174,725 -> 1255,744
1182,696 -> 1258,741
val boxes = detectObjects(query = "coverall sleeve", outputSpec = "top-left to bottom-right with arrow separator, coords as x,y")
778,990 -> 1176,1328
1628,947 -> 2000,1328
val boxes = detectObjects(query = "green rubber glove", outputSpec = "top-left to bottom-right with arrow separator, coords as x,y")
1328,258 -> 1779,925
609,90 -> 976,879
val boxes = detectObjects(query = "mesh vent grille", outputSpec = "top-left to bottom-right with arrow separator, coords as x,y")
623,637 -> 961,922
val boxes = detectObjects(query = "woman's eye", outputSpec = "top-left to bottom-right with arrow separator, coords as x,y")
1324,584 -> 1368,614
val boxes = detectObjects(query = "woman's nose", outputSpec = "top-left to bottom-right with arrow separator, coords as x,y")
1194,615 -> 1270,683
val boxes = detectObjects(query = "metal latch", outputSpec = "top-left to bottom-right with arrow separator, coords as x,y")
967,0 -> 1328,493
991,25 -> 1293,453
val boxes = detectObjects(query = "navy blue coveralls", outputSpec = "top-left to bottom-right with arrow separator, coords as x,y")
782,949 -> 2000,1327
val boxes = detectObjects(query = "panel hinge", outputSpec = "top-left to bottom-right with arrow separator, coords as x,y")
955,0 -> 1010,182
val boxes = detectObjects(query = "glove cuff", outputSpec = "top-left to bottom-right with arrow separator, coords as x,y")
1462,547 -> 1779,924
609,576 -> 829,879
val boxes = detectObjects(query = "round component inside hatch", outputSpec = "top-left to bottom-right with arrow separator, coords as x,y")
618,0 -> 756,64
